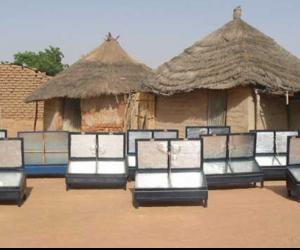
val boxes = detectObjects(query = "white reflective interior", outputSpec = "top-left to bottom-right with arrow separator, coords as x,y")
170,172 -> 204,188
228,135 -> 255,158
128,131 -> 152,154
276,132 -> 298,154
187,128 -> 208,138
203,136 -> 227,160
68,161 -> 97,174
204,161 -> 232,175
135,172 -> 205,189
229,160 -> 260,173
0,173 -> 23,187
256,132 -> 275,154
135,173 -> 169,189
0,132 -> 6,139
137,141 -> 168,169
0,140 -> 23,168
98,134 -> 124,159
127,155 -> 136,167
170,141 -> 201,169
255,156 -> 282,167
97,161 -> 126,174
153,131 -> 178,139
71,134 -> 96,158
289,137 -> 300,165
289,168 -> 300,181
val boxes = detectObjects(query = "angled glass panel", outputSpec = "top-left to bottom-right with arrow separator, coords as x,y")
170,172 -> 205,188
0,173 -> 23,187
0,140 -> 23,169
209,127 -> 230,135
98,134 -> 124,159
44,132 -> 68,153
68,161 -> 97,174
186,128 -> 208,139
256,132 -> 275,154
153,131 -> 178,139
228,134 -> 255,159
229,160 -> 260,173
24,153 -> 44,165
45,153 -> 69,165
170,140 -> 201,169
70,134 -> 96,158
97,161 -> 126,174
289,137 -> 300,165
255,156 -> 282,167
204,161 -> 232,175
128,131 -> 153,154
289,168 -> 300,182
137,141 -> 168,169
135,173 -> 169,189
202,136 -> 227,160
19,133 -> 43,153
276,131 -> 298,154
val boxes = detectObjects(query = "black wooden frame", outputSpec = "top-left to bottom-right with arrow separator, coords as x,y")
0,138 -> 27,206
134,138 -> 208,208
202,133 -> 264,188
66,132 -> 128,190
126,130 -> 179,181
251,130 -> 299,180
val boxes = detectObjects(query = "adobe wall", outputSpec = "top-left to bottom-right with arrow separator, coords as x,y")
257,94 -> 288,130
290,99 -> 300,130
155,90 -> 208,137
81,96 -> 126,132
227,87 -> 255,132
44,99 -> 64,131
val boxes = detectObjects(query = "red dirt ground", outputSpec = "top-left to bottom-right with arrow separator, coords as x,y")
0,179 -> 300,248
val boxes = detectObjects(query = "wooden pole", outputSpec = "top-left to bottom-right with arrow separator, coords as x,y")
34,102 -> 38,131
286,91 -> 291,130
253,89 -> 258,130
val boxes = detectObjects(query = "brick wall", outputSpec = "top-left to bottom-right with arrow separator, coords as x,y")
0,64 -> 50,136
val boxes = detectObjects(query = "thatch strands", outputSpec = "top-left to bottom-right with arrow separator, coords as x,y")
143,7 -> 300,96
27,33 -> 152,102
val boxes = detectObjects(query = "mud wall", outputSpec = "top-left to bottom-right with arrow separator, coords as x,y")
227,87 -> 255,132
81,96 -> 126,132
44,99 -> 64,131
155,90 -> 208,137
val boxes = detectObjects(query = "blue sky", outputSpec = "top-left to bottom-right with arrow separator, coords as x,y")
1,0 -> 300,68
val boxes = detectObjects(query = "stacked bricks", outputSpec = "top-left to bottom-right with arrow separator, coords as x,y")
0,64 -> 49,120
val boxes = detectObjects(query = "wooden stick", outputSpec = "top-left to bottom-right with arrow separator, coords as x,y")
34,102 -> 38,131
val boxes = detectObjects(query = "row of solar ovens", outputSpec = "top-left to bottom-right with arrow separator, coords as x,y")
0,127 -> 300,207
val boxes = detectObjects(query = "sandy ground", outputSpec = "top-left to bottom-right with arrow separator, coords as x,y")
0,179 -> 300,248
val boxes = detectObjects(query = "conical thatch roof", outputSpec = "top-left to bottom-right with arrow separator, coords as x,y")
27,33 -> 152,102
144,7 -> 300,95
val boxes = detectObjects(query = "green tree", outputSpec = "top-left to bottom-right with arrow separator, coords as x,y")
13,46 -> 68,76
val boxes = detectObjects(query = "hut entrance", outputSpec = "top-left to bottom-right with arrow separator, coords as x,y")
208,91 -> 227,126
62,99 -> 81,132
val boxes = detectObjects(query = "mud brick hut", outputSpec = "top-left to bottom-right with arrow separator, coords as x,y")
143,7 -> 300,136
0,64 -> 49,136
27,34 -> 153,132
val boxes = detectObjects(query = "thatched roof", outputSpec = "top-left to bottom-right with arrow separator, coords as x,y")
27,33 -> 152,102
144,7 -> 300,95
